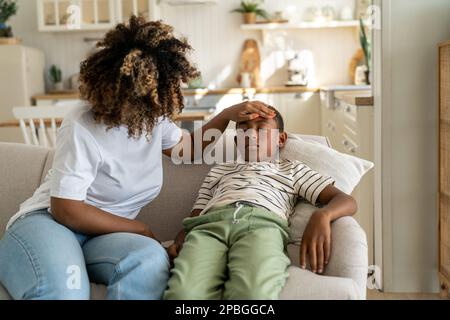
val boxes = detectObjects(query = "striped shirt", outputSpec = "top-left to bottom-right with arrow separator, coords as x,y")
193,159 -> 335,220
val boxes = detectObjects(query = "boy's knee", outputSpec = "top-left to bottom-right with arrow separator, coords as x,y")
225,284 -> 281,300
164,286 -> 192,300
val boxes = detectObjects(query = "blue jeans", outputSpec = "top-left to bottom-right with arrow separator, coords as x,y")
0,209 -> 170,300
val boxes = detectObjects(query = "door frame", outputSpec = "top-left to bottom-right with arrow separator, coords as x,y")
372,0 -> 393,291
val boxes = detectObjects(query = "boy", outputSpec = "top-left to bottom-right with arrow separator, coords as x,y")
164,106 -> 357,300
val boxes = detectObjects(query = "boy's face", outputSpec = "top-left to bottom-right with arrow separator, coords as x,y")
235,117 -> 288,162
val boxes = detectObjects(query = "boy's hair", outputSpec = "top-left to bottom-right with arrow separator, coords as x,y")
267,105 -> 284,132
79,16 -> 200,138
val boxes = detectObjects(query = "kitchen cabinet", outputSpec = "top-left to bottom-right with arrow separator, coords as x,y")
37,0 -> 115,31
256,92 -> 321,135
116,0 -> 160,23
37,0 -> 160,32
321,91 -> 374,265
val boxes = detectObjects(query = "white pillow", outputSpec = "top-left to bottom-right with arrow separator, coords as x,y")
282,134 -> 373,244
281,134 -> 374,195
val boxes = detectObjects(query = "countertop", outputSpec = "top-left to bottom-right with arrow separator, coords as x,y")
334,90 -> 374,106
0,111 -> 212,128
32,86 -> 319,101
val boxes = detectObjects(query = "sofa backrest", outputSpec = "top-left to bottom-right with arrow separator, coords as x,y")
0,143 -> 53,234
0,135 -> 329,240
0,142 -> 212,241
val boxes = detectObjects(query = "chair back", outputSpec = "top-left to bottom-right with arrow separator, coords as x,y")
12,105 -> 78,147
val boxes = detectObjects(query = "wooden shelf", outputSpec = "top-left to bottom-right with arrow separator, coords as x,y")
241,20 -> 359,31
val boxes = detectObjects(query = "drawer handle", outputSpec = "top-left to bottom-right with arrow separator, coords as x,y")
345,106 -> 352,113
327,122 -> 335,132
342,139 -> 357,153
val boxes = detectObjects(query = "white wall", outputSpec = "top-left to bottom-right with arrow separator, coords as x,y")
8,0 -> 359,90
160,0 -> 359,88
379,0 -> 450,292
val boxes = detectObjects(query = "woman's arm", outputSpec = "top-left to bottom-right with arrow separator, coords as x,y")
51,197 -> 157,240
300,185 -> 357,274
163,101 -> 275,159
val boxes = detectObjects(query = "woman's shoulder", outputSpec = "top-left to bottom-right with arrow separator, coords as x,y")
61,102 -> 97,130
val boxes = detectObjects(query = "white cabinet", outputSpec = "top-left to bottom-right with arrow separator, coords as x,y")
116,0 -> 160,23
37,0 -> 160,32
321,94 -> 374,265
37,0 -> 115,31
258,92 -> 321,135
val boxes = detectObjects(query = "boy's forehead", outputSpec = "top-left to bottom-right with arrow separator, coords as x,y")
237,117 -> 277,127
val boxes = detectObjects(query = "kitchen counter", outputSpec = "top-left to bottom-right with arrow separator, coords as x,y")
334,90 -> 373,106
32,86 -> 319,102
0,111 -> 212,128
182,86 -> 319,96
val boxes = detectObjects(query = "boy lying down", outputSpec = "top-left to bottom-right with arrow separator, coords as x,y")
164,105 -> 357,300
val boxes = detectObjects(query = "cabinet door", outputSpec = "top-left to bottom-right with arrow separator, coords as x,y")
273,93 -> 321,135
253,93 -> 276,106
37,0 -> 115,31
117,0 -> 158,22
80,0 -> 115,28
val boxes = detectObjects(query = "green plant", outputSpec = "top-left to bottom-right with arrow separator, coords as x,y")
0,0 -> 18,25
49,65 -> 62,83
359,18 -> 371,71
231,0 -> 270,20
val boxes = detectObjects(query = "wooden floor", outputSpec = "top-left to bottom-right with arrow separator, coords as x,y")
367,289 -> 443,300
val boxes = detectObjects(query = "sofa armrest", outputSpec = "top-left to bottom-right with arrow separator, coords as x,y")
324,216 -> 368,299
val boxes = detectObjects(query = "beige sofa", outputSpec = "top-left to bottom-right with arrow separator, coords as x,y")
0,142 -> 368,300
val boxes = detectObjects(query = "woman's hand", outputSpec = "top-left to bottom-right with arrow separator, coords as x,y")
300,210 -> 332,274
136,220 -> 161,243
167,242 -> 182,266
223,101 -> 276,123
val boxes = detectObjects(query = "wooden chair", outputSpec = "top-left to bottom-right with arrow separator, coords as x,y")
12,105 -> 78,148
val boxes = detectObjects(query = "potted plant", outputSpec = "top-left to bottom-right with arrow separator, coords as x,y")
49,65 -> 63,91
0,0 -> 18,38
231,0 -> 270,24
359,18 -> 371,84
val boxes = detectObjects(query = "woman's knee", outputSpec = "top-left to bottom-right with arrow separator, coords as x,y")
0,213 -> 90,300
0,231 -> 90,300
109,237 -> 170,299
121,237 -> 170,272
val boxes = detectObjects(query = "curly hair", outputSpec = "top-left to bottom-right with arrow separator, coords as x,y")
79,16 -> 200,138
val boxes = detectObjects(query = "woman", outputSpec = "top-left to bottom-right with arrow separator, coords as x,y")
0,16 -> 274,300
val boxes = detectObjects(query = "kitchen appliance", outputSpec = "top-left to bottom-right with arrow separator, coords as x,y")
285,50 -> 315,87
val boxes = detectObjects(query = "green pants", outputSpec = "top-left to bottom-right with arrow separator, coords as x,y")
164,204 -> 291,300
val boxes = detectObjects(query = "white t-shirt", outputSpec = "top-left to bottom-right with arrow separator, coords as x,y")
6,104 -> 182,230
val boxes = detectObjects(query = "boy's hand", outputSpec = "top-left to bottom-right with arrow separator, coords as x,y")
300,210 -> 332,274
224,101 -> 276,123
